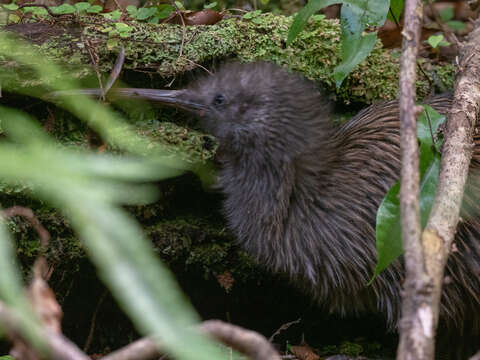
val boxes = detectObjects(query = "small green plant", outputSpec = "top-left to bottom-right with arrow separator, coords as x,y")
243,10 -> 262,24
126,4 -> 174,23
439,5 -> 466,32
427,34 -> 451,49
204,2 -> 218,9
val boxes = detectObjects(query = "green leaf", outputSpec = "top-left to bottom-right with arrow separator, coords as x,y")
428,34 -> 445,48
287,0 -> 339,46
2,3 -> 18,10
22,6 -> 48,15
126,5 -> 137,15
102,9 -> 122,19
439,6 -> 454,22
50,4 -> 76,14
156,4 -> 174,19
204,2 -> 217,9
333,31 -> 377,87
289,0 -> 388,85
174,1 -> 184,9
136,7 -> 156,20
74,2 -> 92,12
148,16 -> 160,23
372,107 -> 445,279
447,20 -> 466,31
86,4 -> 102,13
387,0 -> 403,23
115,22 -> 131,31
417,105 -> 444,149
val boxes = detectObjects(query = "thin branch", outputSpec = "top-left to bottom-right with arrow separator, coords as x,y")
83,290 -> 107,353
169,0 -> 187,58
421,13 -> 480,350
396,0 -> 429,358
104,46 -> 125,96
268,318 -> 301,342
1,206 -> 50,250
101,320 -> 281,360
0,301 -> 90,360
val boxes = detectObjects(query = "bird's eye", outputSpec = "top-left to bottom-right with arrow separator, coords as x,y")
212,94 -> 226,106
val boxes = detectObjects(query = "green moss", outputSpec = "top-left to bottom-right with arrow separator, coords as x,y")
3,13 -> 454,103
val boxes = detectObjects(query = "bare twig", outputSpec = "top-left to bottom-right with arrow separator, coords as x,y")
83,290 -> 107,353
268,318 -> 301,342
421,15 -> 480,354
104,46 -> 126,95
169,0 -> 186,57
397,9 -> 480,360
1,206 -> 50,250
0,301 -> 89,360
396,0 -> 429,358
185,58 -> 212,74
424,108 -> 437,150
82,35 -> 105,101
101,320 -> 281,360
200,320 -> 281,360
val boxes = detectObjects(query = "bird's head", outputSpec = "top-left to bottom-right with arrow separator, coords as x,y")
128,62 -> 333,156
55,62 -> 333,157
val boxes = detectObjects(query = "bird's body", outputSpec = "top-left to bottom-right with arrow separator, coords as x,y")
191,63 -> 480,357
72,62 -> 480,357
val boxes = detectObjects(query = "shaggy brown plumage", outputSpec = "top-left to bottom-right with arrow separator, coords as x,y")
73,62 -> 480,358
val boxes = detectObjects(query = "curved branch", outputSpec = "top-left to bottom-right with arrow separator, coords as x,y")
101,320 -> 281,360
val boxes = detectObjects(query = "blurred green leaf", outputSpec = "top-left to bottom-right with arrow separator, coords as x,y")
87,5 -> 102,13
447,20 -> 466,31
0,34 -> 226,360
126,4 -> 137,15
156,4 -> 174,19
50,4 -> 76,14
136,7 -> 157,19
439,6 -> 454,22
427,34 -> 450,48
2,3 -> 18,10
204,2 -> 217,9
74,2 -> 92,12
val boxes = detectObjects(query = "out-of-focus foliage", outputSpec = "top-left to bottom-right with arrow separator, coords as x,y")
0,32 -> 225,359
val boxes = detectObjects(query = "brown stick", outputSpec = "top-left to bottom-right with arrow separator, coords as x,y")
1,206 -> 50,249
396,0 -> 429,358
0,301 -> 90,360
101,320 -> 281,360
421,16 -> 480,356
397,14 -> 480,360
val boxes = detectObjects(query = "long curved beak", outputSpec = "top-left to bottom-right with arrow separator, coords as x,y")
49,88 -> 208,114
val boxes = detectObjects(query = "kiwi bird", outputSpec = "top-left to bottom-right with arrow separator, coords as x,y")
67,62 -> 480,357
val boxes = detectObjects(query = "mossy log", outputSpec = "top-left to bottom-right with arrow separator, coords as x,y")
3,12 -> 454,103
